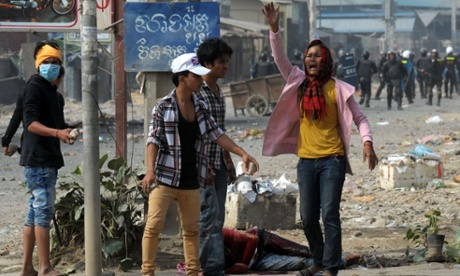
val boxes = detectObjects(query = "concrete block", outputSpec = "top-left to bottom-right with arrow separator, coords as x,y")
380,160 -> 443,190
224,192 -> 298,230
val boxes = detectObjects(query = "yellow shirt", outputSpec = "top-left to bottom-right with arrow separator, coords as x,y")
297,79 -> 345,158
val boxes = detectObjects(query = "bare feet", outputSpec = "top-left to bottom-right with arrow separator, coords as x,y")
19,270 -> 38,276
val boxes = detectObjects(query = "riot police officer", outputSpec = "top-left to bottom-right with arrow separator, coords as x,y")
291,49 -> 304,70
356,50 -> 378,107
382,51 -> 407,110
375,51 -> 387,100
416,48 -> 431,99
333,49 -> 346,80
251,52 -> 274,79
427,49 -> 445,106
401,50 -> 415,104
444,46 -> 459,98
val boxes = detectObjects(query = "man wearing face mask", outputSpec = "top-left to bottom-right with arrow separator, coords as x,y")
19,41 -> 74,276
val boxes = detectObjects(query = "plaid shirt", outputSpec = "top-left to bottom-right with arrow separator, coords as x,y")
146,90 -> 224,187
196,81 -> 226,170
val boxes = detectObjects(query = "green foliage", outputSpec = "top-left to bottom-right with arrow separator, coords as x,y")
52,153 -> 146,267
425,209 -> 441,235
404,209 -> 443,262
446,227 -> 460,263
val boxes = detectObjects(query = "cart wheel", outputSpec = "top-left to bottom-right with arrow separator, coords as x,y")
246,94 -> 269,117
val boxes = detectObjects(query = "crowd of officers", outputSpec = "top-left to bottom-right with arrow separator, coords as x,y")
358,46 -> 459,110
251,46 -> 459,111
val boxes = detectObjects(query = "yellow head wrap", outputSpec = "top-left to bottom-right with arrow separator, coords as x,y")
35,44 -> 62,69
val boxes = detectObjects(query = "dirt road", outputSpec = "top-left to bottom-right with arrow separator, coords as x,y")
1,89 -> 460,274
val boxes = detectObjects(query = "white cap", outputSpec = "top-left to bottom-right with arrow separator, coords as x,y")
446,46 -> 454,54
170,53 -> 210,76
402,50 -> 411,59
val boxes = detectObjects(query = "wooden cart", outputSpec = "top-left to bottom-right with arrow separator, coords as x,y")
224,74 -> 286,117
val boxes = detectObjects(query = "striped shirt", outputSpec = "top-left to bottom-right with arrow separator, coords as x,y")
146,90 -> 224,187
196,81 -> 226,170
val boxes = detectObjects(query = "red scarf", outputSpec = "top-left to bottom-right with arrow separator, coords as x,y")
298,40 -> 333,120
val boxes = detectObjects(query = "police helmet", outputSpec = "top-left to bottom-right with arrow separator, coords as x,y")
420,48 -> 427,57
259,52 -> 268,62
338,49 -> 345,58
402,50 -> 411,59
446,46 -> 454,54
362,51 -> 370,60
293,50 -> 302,60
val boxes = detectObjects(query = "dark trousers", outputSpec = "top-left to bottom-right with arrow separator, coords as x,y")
444,71 -> 457,97
297,156 -> 346,274
375,80 -> 385,99
359,81 -> 371,107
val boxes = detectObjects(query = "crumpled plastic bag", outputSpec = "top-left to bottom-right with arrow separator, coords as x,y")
425,115 -> 443,124
255,177 -> 273,197
271,173 -> 298,194
410,144 -> 433,157
234,174 -> 257,203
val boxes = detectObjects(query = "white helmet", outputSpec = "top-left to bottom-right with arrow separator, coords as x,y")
446,46 -> 454,54
402,50 -> 411,59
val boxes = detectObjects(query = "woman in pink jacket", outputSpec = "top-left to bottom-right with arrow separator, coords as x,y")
262,3 -> 378,276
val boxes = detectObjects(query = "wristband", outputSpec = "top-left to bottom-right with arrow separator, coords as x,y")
55,129 -> 59,138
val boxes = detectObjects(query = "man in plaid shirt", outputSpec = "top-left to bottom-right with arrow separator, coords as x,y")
196,38 -> 237,276
140,53 -> 259,276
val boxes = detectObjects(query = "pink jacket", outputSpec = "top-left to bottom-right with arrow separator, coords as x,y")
262,31 -> 373,175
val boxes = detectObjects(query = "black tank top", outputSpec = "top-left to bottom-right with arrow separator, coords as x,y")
178,108 -> 199,189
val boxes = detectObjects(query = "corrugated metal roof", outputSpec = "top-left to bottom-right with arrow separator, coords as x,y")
220,17 -> 268,34
315,0 -> 452,8
317,17 -> 415,33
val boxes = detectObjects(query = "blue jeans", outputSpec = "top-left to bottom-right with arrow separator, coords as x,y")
24,167 -> 58,228
252,253 -> 347,271
297,156 -> 345,274
199,166 -> 228,276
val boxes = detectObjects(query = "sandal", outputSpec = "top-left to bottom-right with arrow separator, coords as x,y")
38,269 -> 67,276
20,270 -> 38,276
297,264 -> 323,276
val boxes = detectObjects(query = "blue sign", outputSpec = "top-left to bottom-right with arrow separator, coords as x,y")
341,53 -> 359,90
124,2 -> 220,72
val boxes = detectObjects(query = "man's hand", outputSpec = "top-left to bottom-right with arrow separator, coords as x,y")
140,170 -> 157,194
241,154 -> 260,175
56,128 -> 74,145
3,146 -> 11,156
3,145 -> 18,156
207,166 -> 216,185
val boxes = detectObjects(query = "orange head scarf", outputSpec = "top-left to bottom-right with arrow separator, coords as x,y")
35,44 -> 62,69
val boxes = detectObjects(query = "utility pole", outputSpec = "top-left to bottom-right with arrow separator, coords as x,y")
114,0 -> 127,160
384,0 -> 395,51
81,1 -> 102,275
452,0 -> 457,47
308,0 -> 317,42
